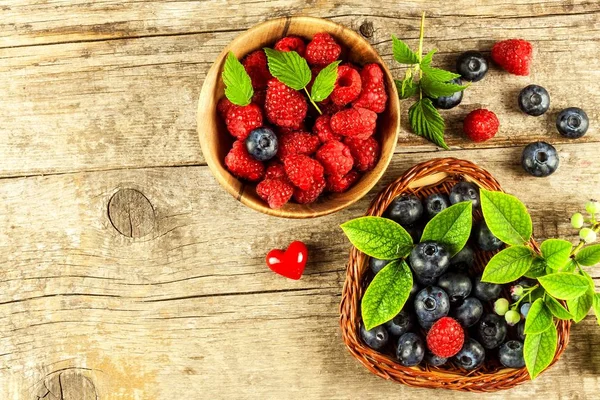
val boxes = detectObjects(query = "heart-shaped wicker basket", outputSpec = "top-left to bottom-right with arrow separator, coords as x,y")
339,158 -> 571,392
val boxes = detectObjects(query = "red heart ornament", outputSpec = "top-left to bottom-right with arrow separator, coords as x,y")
266,241 -> 308,280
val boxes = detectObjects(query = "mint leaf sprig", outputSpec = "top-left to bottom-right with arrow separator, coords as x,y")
222,51 -> 254,106
479,192 -> 600,379
264,48 -> 340,115
392,13 -> 468,149
341,201 -> 472,330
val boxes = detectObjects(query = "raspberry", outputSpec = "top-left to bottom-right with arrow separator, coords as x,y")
274,36 -> 306,57
491,39 -> 533,76
277,131 -> 320,160
344,136 -> 380,172
265,79 -> 308,129
463,109 -> 500,142
326,171 -> 359,193
284,154 -> 324,191
217,97 -> 234,120
426,317 -> 465,358
331,65 -> 362,106
294,175 -> 326,204
352,64 -> 388,113
313,115 -> 342,143
242,50 -> 273,89
330,107 -> 377,139
225,103 -> 263,140
256,178 -> 294,209
265,161 -> 286,179
224,140 -> 265,181
305,32 -> 341,66
315,140 -> 353,176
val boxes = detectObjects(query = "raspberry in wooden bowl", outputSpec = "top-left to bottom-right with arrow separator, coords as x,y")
197,17 -> 400,218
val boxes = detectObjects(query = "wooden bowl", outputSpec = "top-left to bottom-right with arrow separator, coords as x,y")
197,16 -> 400,218
340,158 -> 571,392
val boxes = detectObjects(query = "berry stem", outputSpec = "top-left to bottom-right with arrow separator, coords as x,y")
570,222 -> 600,256
511,285 -> 539,310
304,87 -> 322,115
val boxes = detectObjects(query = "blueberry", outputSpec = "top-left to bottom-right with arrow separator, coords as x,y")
359,323 -> 389,350
477,313 -> 508,349
452,297 -> 483,328
521,141 -> 559,177
516,320 -> 526,341
386,195 -> 424,226
405,224 -> 424,243
385,309 -> 414,336
409,281 -> 419,299
518,85 -> 550,116
499,340 -> 525,368
370,257 -> 390,275
409,241 -> 450,279
520,302 -> 531,318
424,193 -> 450,218
474,220 -> 503,251
425,352 -> 447,367
473,275 -> 502,301
432,78 -> 464,110
245,127 -> 278,161
456,51 -> 488,82
449,182 -> 480,208
414,273 -> 438,287
556,107 -> 589,139
437,272 -> 472,303
396,333 -> 425,366
450,246 -> 475,273
414,286 -> 450,329
454,338 -> 486,370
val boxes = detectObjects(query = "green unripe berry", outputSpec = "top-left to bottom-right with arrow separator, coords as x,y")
494,298 -> 510,316
571,212 -> 584,229
586,200 -> 600,215
505,310 -> 521,326
580,228 -> 597,243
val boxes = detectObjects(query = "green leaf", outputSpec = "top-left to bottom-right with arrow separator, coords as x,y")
421,201 -> 473,256
361,260 -> 413,330
481,246 -> 534,284
541,239 -> 573,270
524,323 -> 558,380
408,98 -> 449,150
341,216 -> 413,260
581,269 -> 596,292
538,272 -> 591,300
420,64 -> 461,82
395,77 -> 419,100
310,61 -> 340,102
525,258 -> 547,279
222,51 -> 254,106
264,48 -> 311,90
420,75 -> 467,99
567,290 -> 594,323
420,49 -> 437,67
391,35 -> 419,64
525,298 -> 553,334
480,189 -> 533,246
592,293 -> 600,326
561,259 -> 577,273
575,244 -> 600,266
545,296 -> 573,320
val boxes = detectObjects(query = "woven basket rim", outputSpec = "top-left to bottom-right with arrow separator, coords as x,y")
339,157 -> 571,392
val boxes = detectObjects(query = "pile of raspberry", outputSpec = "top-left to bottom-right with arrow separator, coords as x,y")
217,33 -> 387,209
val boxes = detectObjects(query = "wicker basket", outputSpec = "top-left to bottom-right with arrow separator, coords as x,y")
339,158 -> 571,392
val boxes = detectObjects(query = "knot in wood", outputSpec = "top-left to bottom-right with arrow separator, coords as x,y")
35,370 -> 97,400
359,21 -> 374,38
108,188 -> 155,238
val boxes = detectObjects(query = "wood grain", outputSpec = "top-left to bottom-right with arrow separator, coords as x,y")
2,1 -> 600,398
0,2 -> 598,177
1,145 -> 599,399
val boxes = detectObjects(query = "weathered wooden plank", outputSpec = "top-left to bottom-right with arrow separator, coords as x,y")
0,9 -> 599,177
1,144 -> 599,398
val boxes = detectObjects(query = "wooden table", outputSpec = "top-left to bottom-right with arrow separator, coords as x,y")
1,1 -> 599,399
